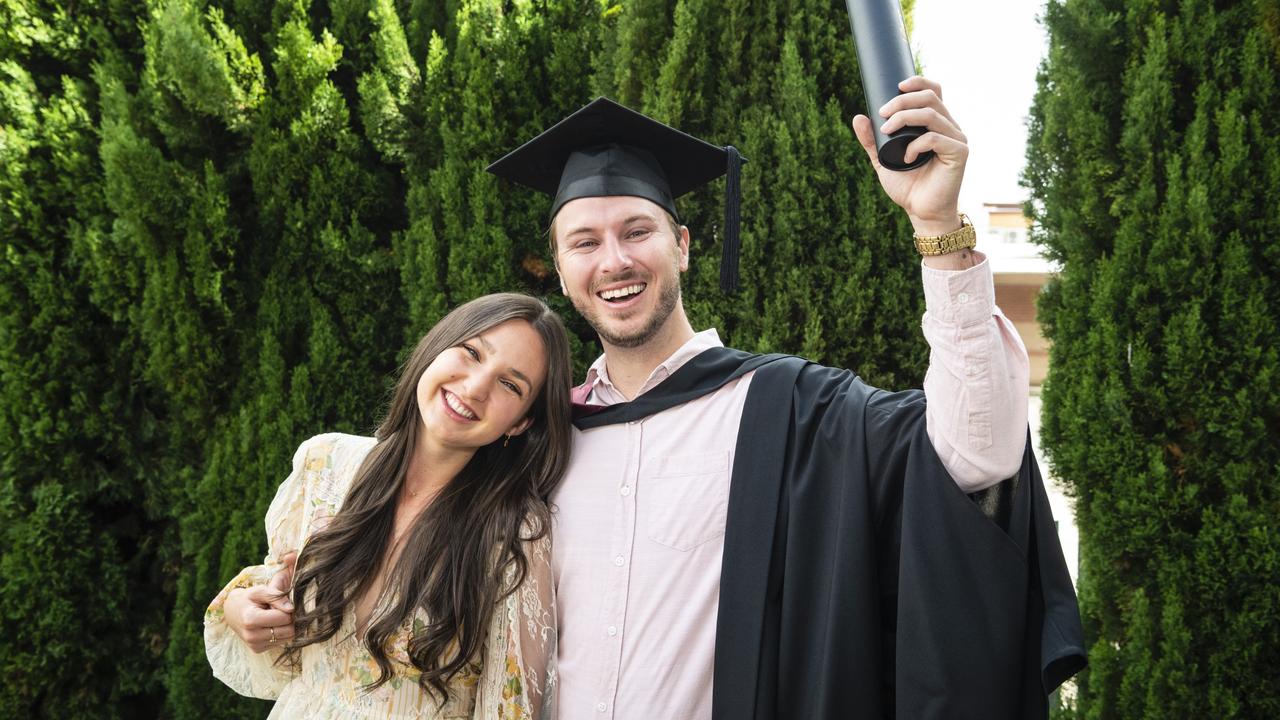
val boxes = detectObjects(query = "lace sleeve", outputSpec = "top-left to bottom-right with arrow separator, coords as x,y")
474,531 -> 557,720
203,436 -> 334,698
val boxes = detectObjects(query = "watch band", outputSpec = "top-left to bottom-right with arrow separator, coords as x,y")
913,213 -> 977,256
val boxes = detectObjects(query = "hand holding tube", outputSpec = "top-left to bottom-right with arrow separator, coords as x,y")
851,75 -> 968,239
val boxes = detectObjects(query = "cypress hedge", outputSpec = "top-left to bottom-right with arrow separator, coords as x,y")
1026,0 -> 1280,716
1,3 -> 165,716
1,1 -> 926,716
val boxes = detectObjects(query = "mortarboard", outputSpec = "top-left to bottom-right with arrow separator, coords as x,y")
486,97 -> 745,292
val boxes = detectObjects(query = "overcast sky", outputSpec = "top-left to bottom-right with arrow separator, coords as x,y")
909,0 -> 1049,218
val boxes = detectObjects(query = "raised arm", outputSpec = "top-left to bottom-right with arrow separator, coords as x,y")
852,76 -> 1029,491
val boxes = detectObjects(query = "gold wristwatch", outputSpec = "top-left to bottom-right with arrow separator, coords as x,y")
913,213 -> 977,256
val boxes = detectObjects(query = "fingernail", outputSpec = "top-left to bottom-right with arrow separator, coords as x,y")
880,123 -> 889,133
283,601 -> 294,610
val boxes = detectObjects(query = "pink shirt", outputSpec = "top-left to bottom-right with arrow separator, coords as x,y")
551,256 -> 1029,720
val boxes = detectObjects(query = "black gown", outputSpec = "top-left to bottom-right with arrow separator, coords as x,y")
572,347 -> 1086,720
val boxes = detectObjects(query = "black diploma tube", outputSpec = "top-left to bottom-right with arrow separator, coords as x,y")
845,0 -> 933,171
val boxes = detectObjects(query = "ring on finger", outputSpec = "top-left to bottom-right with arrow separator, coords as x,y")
269,626 -> 277,644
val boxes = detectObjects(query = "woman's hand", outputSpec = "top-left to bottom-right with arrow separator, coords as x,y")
224,552 -> 298,654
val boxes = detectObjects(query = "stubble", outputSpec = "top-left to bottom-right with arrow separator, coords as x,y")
574,270 -> 682,349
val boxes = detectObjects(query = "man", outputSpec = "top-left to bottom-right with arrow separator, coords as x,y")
484,77 -> 1083,720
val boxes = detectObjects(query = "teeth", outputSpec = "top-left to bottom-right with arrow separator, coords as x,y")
599,283 -> 646,300
445,391 -> 476,419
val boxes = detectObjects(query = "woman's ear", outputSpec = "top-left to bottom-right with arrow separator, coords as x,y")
508,416 -> 534,437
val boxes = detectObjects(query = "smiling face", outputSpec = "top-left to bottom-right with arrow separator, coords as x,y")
552,195 -> 690,350
414,319 -> 548,455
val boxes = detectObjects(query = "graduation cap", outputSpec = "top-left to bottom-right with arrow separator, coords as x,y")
486,97 -> 745,292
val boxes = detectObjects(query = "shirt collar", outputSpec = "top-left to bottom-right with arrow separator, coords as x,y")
583,329 -> 724,405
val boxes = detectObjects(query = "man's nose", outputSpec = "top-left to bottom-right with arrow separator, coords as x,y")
599,236 -> 633,273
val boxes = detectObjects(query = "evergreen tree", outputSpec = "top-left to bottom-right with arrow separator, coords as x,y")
1026,0 -> 1280,716
0,3 -> 168,716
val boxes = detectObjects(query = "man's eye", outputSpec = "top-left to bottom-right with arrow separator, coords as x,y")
574,239 -> 598,249
627,229 -> 651,239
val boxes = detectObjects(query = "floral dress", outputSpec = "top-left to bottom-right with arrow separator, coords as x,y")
204,433 -> 556,719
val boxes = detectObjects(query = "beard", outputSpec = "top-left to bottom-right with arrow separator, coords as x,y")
573,270 -> 682,349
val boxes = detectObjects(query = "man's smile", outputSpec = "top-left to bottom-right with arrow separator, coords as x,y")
597,282 -> 648,304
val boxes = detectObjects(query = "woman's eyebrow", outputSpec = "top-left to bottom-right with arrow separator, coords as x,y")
478,334 -> 533,391
508,367 -> 533,392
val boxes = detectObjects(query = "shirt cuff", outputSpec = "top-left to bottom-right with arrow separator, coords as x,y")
921,252 -> 996,327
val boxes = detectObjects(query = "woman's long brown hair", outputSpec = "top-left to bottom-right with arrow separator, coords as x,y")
279,293 -> 573,703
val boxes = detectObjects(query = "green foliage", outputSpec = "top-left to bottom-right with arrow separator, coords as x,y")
1027,0 -> 1280,716
2,0 -> 931,716
0,483 -> 132,718
0,4 -> 168,717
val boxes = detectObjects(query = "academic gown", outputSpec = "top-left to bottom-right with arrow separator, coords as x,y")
572,347 -> 1086,720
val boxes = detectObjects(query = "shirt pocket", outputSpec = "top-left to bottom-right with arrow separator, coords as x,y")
640,451 -> 731,551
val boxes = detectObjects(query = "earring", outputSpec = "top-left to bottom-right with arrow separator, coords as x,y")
503,434 -> 510,448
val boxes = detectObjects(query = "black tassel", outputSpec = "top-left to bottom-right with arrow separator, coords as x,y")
721,145 -> 743,293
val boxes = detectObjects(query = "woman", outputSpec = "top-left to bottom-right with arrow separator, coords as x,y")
204,293 -> 573,719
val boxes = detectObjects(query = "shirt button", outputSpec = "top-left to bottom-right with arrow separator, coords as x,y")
957,292 -> 971,304
967,365 -> 979,376
619,485 -> 632,496
613,555 -> 625,566
607,625 -> 618,636
596,702 -> 608,712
